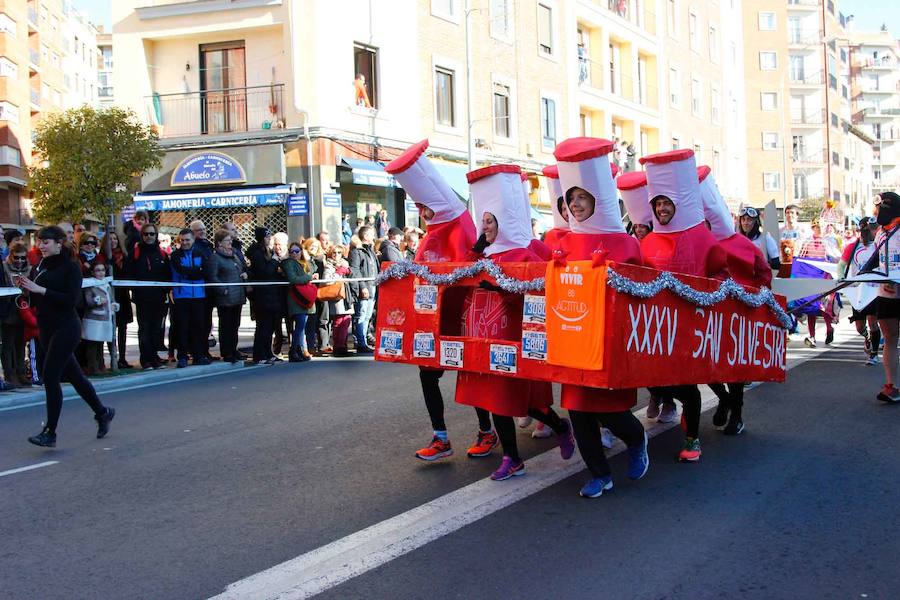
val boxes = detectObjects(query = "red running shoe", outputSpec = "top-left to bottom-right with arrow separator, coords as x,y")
467,430 -> 498,457
415,436 -> 453,461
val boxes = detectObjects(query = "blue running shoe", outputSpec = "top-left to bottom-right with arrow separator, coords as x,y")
628,430 -> 650,480
579,475 -> 613,498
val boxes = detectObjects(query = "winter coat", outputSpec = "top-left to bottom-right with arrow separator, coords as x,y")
246,241 -> 285,312
324,258 -> 353,316
208,250 -> 247,308
283,258 -> 315,316
127,242 -> 170,304
348,243 -> 378,301
82,282 -> 115,342
170,246 -> 208,300
0,262 -> 24,324
102,248 -> 134,324
378,240 -> 404,264
123,220 -> 142,257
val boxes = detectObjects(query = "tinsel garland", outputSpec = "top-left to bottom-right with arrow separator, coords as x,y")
376,260 -> 791,328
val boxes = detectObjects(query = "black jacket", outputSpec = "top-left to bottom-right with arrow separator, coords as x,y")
246,241 -> 285,312
349,244 -> 378,300
123,220 -> 142,257
378,240 -> 404,265
31,252 -> 83,333
127,242 -> 170,303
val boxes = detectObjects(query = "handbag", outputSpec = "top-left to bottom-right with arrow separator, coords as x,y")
317,281 -> 346,301
290,283 -> 318,309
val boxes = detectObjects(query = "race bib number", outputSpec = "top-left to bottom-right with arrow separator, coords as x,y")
413,332 -> 436,358
440,341 -> 464,368
414,284 -> 438,313
521,330 -> 547,361
522,294 -> 546,325
378,330 -> 403,357
489,344 -> 518,374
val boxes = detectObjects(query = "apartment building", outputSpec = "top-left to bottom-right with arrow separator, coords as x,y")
849,29 -> 900,202
0,0 -> 69,228
112,0 -> 576,242
97,29 -> 112,107
61,2 -> 99,109
661,0 -> 747,208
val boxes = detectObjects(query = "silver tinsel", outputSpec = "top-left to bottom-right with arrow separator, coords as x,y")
376,259 -> 790,329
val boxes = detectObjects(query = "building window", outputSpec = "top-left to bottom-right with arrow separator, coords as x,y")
102,47 -> 113,70
708,24 -> 719,62
832,151 -> 839,166
760,91 -> 778,110
763,172 -> 781,191
691,77 -> 702,116
0,101 -> 20,124
541,96 -> 556,149
0,145 -> 21,166
758,11 -> 776,31
711,86 -> 721,124
762,132 -> 779,151
667,0 -> 678,38
490,0 -> 513,41
353,43 -> 378,109
493,82 -> 511,138
537,3 -> 553,56
831,112 -> 839,127
431,0 -> 458,21
689,11 -> 699,52
434,66 -> 455,127
759,51 -> 777,71
669,67 -> 680,108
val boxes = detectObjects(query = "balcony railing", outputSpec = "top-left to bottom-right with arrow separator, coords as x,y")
790,70 -> 824,85
791,109 -> 826,124
29,48 -> 40,67
147,84 -> 285,139
788,31 -> 821,45
788,0 -> 820,7
30,89 -> 40,107
578,58 -> 658,110
27,6 -> 38,27
593,0 -> 657,36
792,149 -> 827,164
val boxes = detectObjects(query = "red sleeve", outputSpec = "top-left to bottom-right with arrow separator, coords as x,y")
754,252 -> 773,288
707,245 -> 730,281
840,242 -> 855,264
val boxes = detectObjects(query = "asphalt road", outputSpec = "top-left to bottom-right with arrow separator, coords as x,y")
1,333 -> 898,600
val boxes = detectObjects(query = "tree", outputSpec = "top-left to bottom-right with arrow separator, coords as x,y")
28,106 -> 163,225
797,195 -> 826,222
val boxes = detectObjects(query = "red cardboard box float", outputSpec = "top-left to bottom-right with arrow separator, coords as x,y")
375,261 -> 787,388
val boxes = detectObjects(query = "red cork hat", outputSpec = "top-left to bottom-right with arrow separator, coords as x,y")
616,171 -> 648,191
697,165 -> 712,182
542,165 -> 559,179
466,163 -> 521,183
385,139 -> 430,174
639,148 -> 694,165
554,137 -> 615,162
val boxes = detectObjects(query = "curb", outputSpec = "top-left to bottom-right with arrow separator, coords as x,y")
0,360 -> 252,411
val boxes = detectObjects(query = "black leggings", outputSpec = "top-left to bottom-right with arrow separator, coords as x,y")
709,382 -> 745,418
40,319 -> 105,433
493,408 -> 566,461
419,368 -> 491,432
649,385 -> 701,439
570,409 -> 645,478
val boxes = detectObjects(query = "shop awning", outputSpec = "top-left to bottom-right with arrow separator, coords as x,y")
133,185 -> 292,211
340,158 -> 397,188
431,162 -> 470,200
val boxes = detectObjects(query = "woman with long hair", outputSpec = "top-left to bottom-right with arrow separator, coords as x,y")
208,229 -> 247,363
283,241 -> 318,362
100,230 -> 133,369
16,226 -> 114,448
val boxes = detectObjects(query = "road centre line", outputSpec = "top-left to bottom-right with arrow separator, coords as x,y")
211,328 -> 857,600
0,461 -> 58,478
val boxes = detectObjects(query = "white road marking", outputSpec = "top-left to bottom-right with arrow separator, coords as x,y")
0,461 -> 58,478
211,329 -> 858,600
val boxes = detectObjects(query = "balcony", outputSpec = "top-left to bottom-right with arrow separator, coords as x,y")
147,84 -> 285,139
788,32 -> 822,47
861,58 -> 895,71
854,107 -> 900,123
27,6 -> 38,30
789,70 -> 824,86
595,0 -> 657,36
787,0 -> 820,10
30,89 -> 40,111
578,58 -> 658,111
28,48 -> 40,71
792,149 -> 827,165
791,109 -> 826,125
136,0 -> 278,21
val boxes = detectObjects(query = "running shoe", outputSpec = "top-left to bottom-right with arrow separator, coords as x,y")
516,416 -> 533,428
557,418 -> 576,460
28,429 -> 56,448
579,475 -> 613,498
532,422 -> 553,439
866,355 -> 878,366
600,427 -> 615,449
176,358 -> 188,369
658,403 -> 678,424
646,395 -> 661,419
804,337 -> 816,348
627,431 -> 650,480
467,430 -> 498,457
824,331 -> 834,346
723,420 -> 745,436
864,330 -> 872,354
678,437 -> 702,462
712,402 -> 729,427
490,456 -> 525,481
415,436 -> 453,461
95,407 -> 116,439
877,385 -> 900,404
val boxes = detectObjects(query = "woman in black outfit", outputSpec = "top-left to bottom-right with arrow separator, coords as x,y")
17,226 -> 115,448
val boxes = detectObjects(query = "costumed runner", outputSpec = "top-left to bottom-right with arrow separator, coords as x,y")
384,140 -> 498,462
639,149 -> 729,463
697,165 -> 771,436
837,216 -> 880,365
540,165 -> 569,251
872,192 -> 900,404
521,173 -> 552,260
553,137 -> 650,498
456,164 -> 576,481
618,170 -> 679,425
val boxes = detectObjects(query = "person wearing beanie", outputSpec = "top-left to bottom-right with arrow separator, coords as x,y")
639,149 -> 729,463
541,165 -> 570,250
698,165 -> 771,436
553,137 -> 648,497
455,163 -> 575,482
873,191 -> 900,403
385,140 -> 497,462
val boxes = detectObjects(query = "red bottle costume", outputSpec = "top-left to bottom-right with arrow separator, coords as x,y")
554,137 -> 642,413
617,170 -> 654,232
697,166 -> 771,289
520,172 -> 551,260
455,164 -> 553,417
540,165 -> 569,251
639,149 -> 728,280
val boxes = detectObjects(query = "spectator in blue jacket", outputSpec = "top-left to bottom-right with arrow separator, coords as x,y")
170,228 -> 209,368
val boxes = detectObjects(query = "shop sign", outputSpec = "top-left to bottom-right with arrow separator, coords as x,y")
287,192 -> 309,216
170,151 -> 247,187
133,189 -> 288,211
323,193 -> 342,208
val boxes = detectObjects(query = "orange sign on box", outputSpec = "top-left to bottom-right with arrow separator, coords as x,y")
545,261 -> 607,370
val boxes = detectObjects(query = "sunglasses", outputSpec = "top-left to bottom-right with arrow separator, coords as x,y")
289,248 -> 301,254
83,240 -> 98,246
738,207 -> 759,218
142,232 -> 157,237
12,256 -> 27,261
